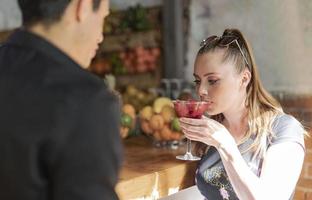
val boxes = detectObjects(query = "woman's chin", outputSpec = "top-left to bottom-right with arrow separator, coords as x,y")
206,109 -> 220,116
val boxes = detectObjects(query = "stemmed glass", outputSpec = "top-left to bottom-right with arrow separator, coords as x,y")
172,100 -> 209,161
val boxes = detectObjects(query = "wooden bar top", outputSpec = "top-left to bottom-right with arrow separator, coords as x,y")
116,136 -> 198,200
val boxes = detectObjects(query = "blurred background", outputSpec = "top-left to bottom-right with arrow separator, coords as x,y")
1,0 -> 311,199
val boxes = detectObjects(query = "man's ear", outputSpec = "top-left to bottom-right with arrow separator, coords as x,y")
76,0 -> 92,22
241,69 -> 251,88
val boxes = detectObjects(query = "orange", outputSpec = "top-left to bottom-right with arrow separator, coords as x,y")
149,114 -> 165,131
140,120 -> 153,135
120,127 -> 129,139
122,104 -> 136,119
160,125 -> 172,140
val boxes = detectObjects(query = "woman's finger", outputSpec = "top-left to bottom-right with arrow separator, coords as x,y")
180,124 -> 209,134
203,117 -> 225,130
179,117 -> 207,126
183,129 -> 206,141
183,129 -> 216,146
180,117 -> 224,131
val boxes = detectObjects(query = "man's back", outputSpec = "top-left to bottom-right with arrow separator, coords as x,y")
0,30 -> 122,200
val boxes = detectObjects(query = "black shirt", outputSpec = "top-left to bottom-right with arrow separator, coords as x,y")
0,29 -> 123,200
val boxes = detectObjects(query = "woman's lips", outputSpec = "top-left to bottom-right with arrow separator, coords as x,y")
204,100 -> 213,108
202,99 -> 212,103
200,98 -> 213,107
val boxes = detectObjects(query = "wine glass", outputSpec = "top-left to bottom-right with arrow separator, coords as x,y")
172,100 -> 209,161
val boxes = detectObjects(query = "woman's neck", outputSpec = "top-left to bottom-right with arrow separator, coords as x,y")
222,104 -> 249,143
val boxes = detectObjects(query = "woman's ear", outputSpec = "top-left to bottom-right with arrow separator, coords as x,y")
241,69 -> 251,88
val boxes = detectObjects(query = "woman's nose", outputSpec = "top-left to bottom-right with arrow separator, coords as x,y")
198,83 -> 208,97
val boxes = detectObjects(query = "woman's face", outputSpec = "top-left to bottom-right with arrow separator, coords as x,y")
193,49 -> 246,115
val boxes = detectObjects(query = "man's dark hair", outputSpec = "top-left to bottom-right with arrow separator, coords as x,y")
17,0 -> 102,27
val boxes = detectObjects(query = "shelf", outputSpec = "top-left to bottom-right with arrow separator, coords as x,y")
92,5 -> 164,90
99,30 -> 162,53
115,71 -> 161,89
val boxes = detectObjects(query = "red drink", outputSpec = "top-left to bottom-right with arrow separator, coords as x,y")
172,100 -> 209,161
173,100 -> 209,119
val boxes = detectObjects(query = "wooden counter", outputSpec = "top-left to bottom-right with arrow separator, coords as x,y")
116,136 -> 198,200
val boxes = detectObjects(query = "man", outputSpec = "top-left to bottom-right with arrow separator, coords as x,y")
0,0 -> 122,199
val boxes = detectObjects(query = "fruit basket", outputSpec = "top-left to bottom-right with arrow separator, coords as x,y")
120,104 -> 139,139
138,97 -> 184,149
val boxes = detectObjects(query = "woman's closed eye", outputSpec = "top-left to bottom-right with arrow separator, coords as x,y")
194,79 -> 219,86
208,79 -> 219,85
194,79 -> 201,85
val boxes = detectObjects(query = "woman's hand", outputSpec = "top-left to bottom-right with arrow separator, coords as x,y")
179,117 -> 235,150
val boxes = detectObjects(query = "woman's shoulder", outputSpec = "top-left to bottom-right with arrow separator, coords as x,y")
272,113 -> 302,131
270,113 -> 305,149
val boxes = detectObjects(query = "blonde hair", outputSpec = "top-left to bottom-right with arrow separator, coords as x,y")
196,28 -> 285,159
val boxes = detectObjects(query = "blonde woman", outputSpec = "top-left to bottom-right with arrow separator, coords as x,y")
180,28 -> 307,200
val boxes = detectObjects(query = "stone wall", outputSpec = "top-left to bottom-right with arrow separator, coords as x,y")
186,0 -> 312,95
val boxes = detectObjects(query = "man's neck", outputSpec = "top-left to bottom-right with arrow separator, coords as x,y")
28,23 -> 86,68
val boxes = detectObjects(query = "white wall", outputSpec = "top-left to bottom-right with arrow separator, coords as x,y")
186,0 -> 312,95
110,0 -> 162,10
0,0 -> 21,31
0,0 -> 162,31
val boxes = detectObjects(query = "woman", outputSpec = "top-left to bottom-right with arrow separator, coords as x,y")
180,28 -> 307,200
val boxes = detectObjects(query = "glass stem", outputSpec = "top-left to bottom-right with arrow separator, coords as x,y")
186,139 -> 192,154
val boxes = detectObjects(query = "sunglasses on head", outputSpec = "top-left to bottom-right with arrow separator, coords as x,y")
200,35 -> 250,68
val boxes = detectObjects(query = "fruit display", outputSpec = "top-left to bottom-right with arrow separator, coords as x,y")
120,4 -> 152,32
122,85 -> 157,112
91,46 -> 160,76
153,97 -> 173,113
119,46 -> 160,74
91,57 -> 111,76
139,97 -> 183,143
90,4 -> 161,77
103,4 -> 153,35
120,104 -> 137,139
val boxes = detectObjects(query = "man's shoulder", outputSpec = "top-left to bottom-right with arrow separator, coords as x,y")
44,67 -> 112,107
